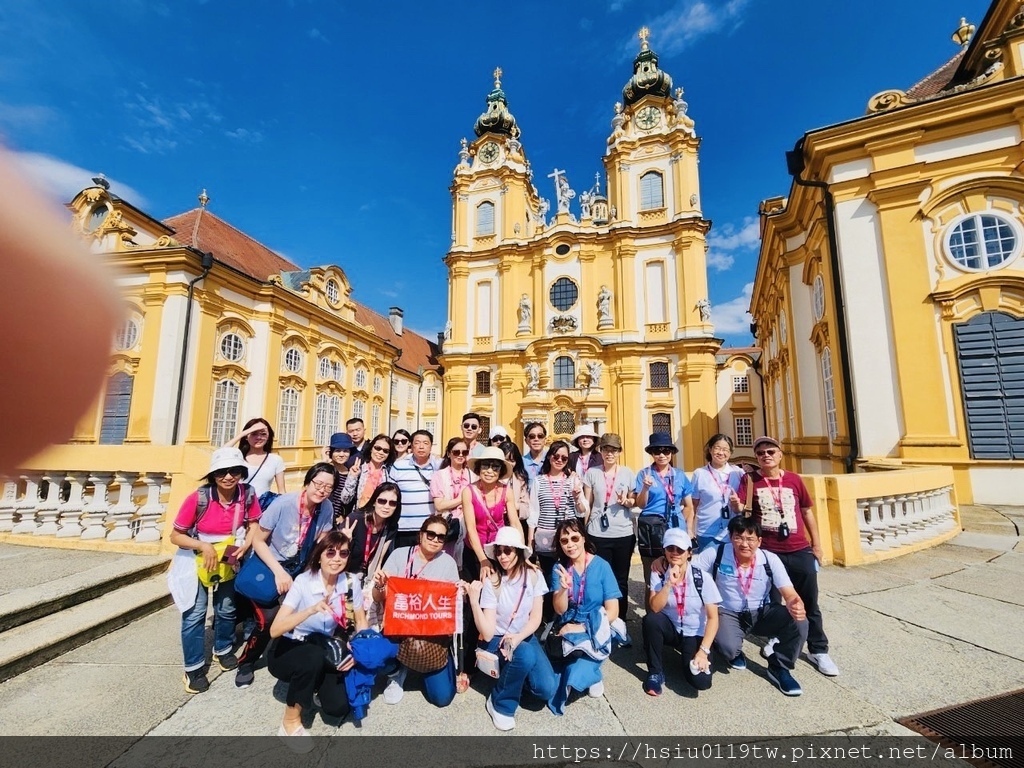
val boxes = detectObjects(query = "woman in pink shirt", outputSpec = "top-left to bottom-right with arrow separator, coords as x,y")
430,437 -> 475,561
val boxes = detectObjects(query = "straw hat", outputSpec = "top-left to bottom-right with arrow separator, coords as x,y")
466,446 -> 514,477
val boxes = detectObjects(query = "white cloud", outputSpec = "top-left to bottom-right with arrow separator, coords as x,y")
225,127 -> 264,143
709,216 -> 759,250
308,28 -> 329,43
0,101 -> 55,131
10,151 -> 147,207
634,0 -> 752,56
705,250 -> 735,272
710,282 -> 754,336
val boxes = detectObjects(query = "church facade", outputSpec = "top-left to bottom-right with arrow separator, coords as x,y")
440,32 -> 727,469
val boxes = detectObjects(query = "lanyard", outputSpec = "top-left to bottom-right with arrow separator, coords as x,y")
505,573 -> 530,627
329,577 -> 348,631
297,492 -> 314,544
652,467 -> 675,513
405,546 -> 430,579
764,472 -> 786,512
363,520 -> 380,567
672,576 -> 687,627
736,556 -> 757,604
603,469 -> 618,508
545,474 -> 567,516
707,464 -> 733,503
570,556 -> 591,607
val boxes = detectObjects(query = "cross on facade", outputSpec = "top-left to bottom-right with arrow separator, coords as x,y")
639,27 -> 650,48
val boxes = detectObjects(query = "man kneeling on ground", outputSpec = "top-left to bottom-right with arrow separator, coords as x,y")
692,516 -> 808,696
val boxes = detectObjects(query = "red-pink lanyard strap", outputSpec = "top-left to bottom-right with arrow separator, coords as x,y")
570,555 -> 591,607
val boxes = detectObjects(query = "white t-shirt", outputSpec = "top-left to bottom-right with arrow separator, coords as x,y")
479,568 -> 548,637
648,565 -> 721,636
282,570 -> 363,640
692,545 -> 791,613
246,453 -> 286,497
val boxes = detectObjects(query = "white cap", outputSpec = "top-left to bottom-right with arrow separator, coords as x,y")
663,528 -> 692,551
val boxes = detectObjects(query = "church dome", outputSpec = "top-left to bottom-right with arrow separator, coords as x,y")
622,28 -> 673,107
473,67 -> 521,139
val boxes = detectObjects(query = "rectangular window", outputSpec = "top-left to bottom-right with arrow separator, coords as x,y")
732,375 -> 749,394
391,379 -> 398,399
210,379 -> 240,446
822,349 -> 838,442
649,361 -> 670,389
639,172 -> 664,210
372,404 -> 381,434
652,412 -> 671,434
476,201 -> 495,236
353,399 -> 365,420
645,261 -> 666,323
476,282 -> 492,336
278,388 -> 299,447
313,393 -> 339,447
426,386 -> 437,403
786,370 -> 797,439
475,370 -> 491,395
478,415 -> 491,436
734,417 -> 753,447
425,419 -> 436,435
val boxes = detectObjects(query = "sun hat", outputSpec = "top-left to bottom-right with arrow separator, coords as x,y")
205,447 -> 248,479
753,435 -> 782,451
489,426 -> 509,441
644,432 -> 678,454
598,432 -> 622,450
484,525 -> 533,560
467,446 -> 515,477
329,432 -> 355,450
663,528 -> 693,551
571,424 -> 598,449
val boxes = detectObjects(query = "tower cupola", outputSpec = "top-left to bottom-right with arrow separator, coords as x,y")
474,67 -> 521,139
622,28 -> 673,106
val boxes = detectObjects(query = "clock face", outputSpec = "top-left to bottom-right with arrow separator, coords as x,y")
479,141 -> 499,163
636,105 -> 662,130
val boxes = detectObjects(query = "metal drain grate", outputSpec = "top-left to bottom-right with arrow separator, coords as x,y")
898,688 -> 1024,768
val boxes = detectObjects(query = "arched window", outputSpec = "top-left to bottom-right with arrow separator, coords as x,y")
314,393 -> 340,446
954,311 -> 1024,458
355,368 -> 368,389
554,411 -> 575,435
114,319 -> 140,351
210,379 -> 240,445
99,372 -> 134,445
639,172 -> 664,210
476,201 -> 495,236
649,361 -> 669,389
372,404 -> 381,434
278,388 -> 299,446
553,356 -> 575,389
353,399 -> 365,420
325,278 -> 340,304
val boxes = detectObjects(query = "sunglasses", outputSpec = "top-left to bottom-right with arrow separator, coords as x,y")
600,445 -> 621,452
491,436 -> 505,443
549,454 -> 569,462
324,548 -> 350,559
527,432 -> 545,439
450,449 -> 469,457
372,444 -> 389,453
422,529 -> 447,542
755,448 -> 778,457
559,535 -> 583,545
309,480 -> 334,492
213,467 -> 245,479
664,545 -> 691,554
393,438 -> 409,445
375,497 -> 398,507
650,447 -> 674,455
478,460 -> 503,471
462,423 -> 480,430
494,545 -> 519,556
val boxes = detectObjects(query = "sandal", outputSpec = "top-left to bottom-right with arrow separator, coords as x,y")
456,672 -> 471,694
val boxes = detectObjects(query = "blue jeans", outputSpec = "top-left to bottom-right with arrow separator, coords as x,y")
181,580 -> 236,671
421,654 -> 457,708
481,635 -> 557,717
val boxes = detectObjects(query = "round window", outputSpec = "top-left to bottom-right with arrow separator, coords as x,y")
284,348 -> 302,373
555,244 -> 571,256
549,277 -> 579,311
220,333 -> 244,362
325,279 -> 340,304
945,212 -> 1020,271
114,319 -> 139,351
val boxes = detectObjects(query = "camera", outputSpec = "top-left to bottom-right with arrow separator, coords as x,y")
778,522 -> 790,540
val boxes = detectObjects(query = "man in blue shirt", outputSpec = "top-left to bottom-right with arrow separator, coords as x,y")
522,422 -> 547,487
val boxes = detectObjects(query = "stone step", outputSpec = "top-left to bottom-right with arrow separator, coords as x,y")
0,573 -> 172,683
0,554 -> 168,633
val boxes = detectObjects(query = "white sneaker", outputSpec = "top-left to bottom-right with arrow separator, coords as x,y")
485,696 -> 516,731
760,637 -> 778,660
588,681 -> 605,698
808,652 -> 840,676
383,669 -> 407,704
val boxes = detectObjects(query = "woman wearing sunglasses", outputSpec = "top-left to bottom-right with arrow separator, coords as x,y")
631,432 -> 695,587
547,518 -> 620,714
527,440 -> 588,624
234,462 -> 337,688
169,447 -> 262,694
430,437 -> 475,561
269,530 -> 368,738
391,429 -> 412,461
341,434 -> 395,511
465,526 -> 556,731
373,515 -> 461,707
641,529 -> 720,697
342,482 -> 401,628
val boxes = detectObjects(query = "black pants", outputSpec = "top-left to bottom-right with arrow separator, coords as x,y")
590,533 -> 635,621
641,612 -> 712,690
238,598 -> 280,668
771,548 -> 827,654
268,636 -> 350,717
462,550 -> 484,664
535,552 -> 558,624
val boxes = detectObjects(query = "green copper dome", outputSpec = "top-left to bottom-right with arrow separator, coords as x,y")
473,67 -> 521,139
622,28 -> 673,107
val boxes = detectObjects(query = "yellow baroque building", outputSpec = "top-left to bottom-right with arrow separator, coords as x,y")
751,0 -> 1024,504
440,33 -> 726,469
65,182 -> 442,464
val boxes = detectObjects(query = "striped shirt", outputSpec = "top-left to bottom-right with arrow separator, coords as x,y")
390,455 -> 440,532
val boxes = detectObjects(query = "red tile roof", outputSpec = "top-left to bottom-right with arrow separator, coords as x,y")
905,49 -> 966,101
162,206 -> 441,375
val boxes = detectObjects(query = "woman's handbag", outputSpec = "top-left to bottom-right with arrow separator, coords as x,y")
234,553 -> 280,605
397,637 -> 449,673
637,514 -> 668,558
195,538 -> 236,587
306,632 -> 351,670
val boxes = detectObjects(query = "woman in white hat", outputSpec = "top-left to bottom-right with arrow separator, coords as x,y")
465,526 -> 556,731
168,447 -> 262,694
568,424 -> 601,478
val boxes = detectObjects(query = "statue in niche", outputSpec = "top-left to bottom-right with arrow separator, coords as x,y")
525,362 -> 540,391
586,361 -> 603,388
696,298 -> 711,322
517,293 -> 532,333
597,285 -> 613,328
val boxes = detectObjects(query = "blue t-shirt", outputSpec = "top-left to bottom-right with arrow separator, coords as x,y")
632,466 -> 693,526
554,555 -> 621,614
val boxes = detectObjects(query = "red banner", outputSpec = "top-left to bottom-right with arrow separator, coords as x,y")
382,577 -> 458,637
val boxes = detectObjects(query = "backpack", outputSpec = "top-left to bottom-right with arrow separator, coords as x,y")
187,483 -> 257,540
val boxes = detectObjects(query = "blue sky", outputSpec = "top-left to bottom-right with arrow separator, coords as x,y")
0,0 -> 988,346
